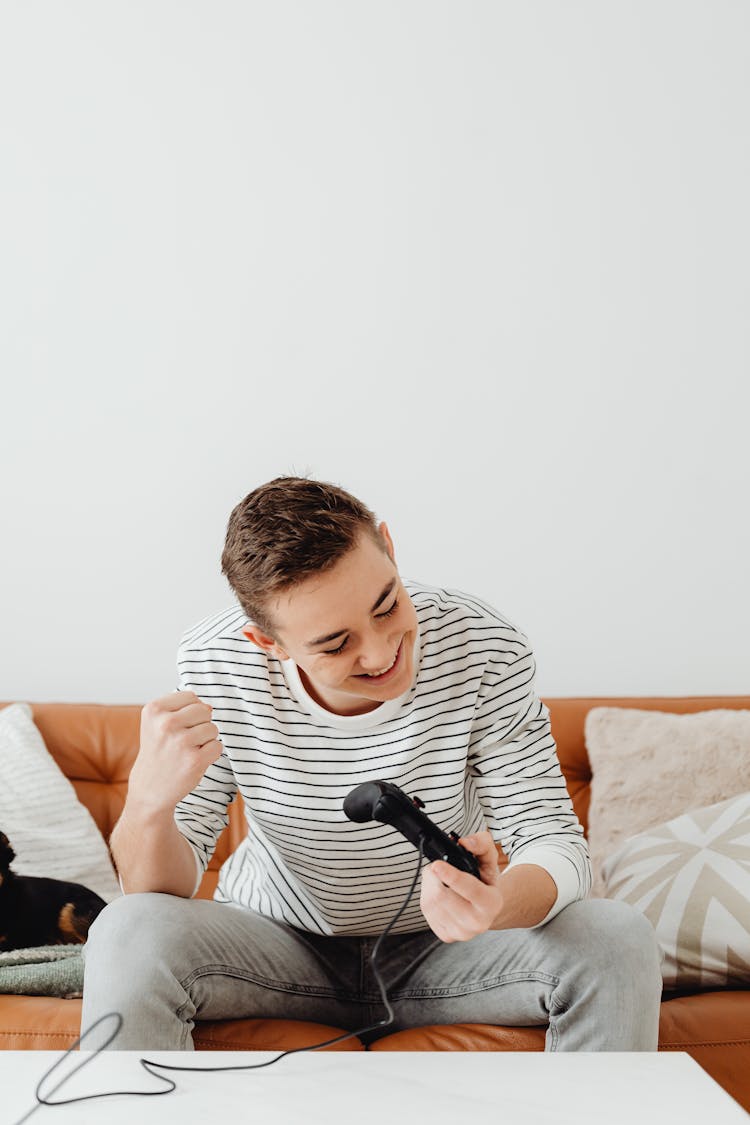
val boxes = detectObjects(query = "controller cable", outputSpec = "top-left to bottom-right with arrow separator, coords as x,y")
12,838 -> 436,1124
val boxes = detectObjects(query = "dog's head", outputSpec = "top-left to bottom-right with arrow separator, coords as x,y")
0,832 -> 17,883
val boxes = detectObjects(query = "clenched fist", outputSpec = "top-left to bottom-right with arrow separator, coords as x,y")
126,691 -> 224,815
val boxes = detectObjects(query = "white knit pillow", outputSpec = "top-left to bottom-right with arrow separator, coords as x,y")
584,707 -> 750,898
600,791 -> 750,990
0,703 -> 121,902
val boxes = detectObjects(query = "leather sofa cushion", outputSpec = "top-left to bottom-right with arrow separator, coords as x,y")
0,996 -> 363,1051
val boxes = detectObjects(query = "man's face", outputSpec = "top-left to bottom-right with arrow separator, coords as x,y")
243,522 -> 419,717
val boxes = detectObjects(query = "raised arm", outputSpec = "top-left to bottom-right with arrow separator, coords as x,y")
110,692 -> 225,897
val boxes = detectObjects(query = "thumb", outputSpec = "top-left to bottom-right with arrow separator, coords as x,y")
199,738 -> 224,767
459,831 -> 501,885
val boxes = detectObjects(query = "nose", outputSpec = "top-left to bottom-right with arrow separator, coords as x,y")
358,640 -> 398,674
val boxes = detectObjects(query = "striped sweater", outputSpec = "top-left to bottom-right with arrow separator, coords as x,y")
173,579 -> 591,936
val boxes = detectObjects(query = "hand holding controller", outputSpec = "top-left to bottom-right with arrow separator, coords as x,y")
343,780 -> 481,879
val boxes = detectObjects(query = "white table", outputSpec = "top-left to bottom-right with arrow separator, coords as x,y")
4,1049 -> 748,1125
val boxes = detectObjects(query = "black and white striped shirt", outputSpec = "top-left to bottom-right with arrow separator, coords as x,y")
173,579 -> 591,936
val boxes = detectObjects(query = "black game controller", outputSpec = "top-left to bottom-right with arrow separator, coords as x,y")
343,780 -> 481,879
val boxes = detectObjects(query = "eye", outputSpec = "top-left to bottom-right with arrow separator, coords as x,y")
378,597 -> 399,620
323,598 -> 400,656
325,637 -> 349,656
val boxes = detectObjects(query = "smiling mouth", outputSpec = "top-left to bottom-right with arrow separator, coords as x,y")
355,638 -> 403,681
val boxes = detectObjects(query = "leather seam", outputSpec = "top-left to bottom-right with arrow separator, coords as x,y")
660,1040 -> 750,1049
0,1032 -> 78,1039
192,1036 -> 362,1049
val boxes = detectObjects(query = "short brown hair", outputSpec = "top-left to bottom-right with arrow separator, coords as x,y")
221,476 -> 387,640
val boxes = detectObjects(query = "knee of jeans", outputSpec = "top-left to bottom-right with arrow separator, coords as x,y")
84,892 -> 179,960
555,899 -> 655,957
577,898 -> 663,978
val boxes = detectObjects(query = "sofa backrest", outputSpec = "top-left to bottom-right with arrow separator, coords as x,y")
3,697 -> 749,899
0,701 -> 242,900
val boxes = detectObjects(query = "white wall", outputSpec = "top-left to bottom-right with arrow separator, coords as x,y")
1,1 -> 747,703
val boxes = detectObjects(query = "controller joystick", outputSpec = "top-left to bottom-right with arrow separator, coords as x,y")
343,780 -> 481,879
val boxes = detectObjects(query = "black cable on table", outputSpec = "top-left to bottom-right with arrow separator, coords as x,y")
12,839 -> 430,1124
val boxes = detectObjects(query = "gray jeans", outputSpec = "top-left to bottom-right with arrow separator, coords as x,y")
80,893 -> 664,1051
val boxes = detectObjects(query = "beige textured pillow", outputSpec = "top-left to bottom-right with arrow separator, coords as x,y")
600,791 -> 750,990
584,707 -> 750,898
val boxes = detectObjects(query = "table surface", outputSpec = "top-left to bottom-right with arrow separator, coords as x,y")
4,1048 -> 748,1125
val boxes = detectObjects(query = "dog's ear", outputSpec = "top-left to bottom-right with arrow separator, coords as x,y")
0,832 -> 16,871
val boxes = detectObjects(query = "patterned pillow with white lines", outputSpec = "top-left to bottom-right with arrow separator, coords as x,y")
0,702 -> 121,903
600,790 -> 750,991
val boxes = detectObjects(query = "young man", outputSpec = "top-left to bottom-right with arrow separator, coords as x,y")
81,476 -> 663,1050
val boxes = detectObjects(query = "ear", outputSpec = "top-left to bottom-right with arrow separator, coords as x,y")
378,520 -> 396,564
0,833 -> 15,872
242,626 -> 289,662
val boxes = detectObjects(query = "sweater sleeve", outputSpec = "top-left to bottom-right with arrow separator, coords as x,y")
467,630 -> 591,926
171,648 -> 239,894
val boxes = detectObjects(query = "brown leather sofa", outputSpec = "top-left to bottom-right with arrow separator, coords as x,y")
1,697 -> 748,1111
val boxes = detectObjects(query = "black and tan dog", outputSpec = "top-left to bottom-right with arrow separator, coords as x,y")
0,831 -> 107,952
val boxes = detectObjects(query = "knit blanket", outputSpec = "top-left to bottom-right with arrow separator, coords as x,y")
0,944 -> 84,998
